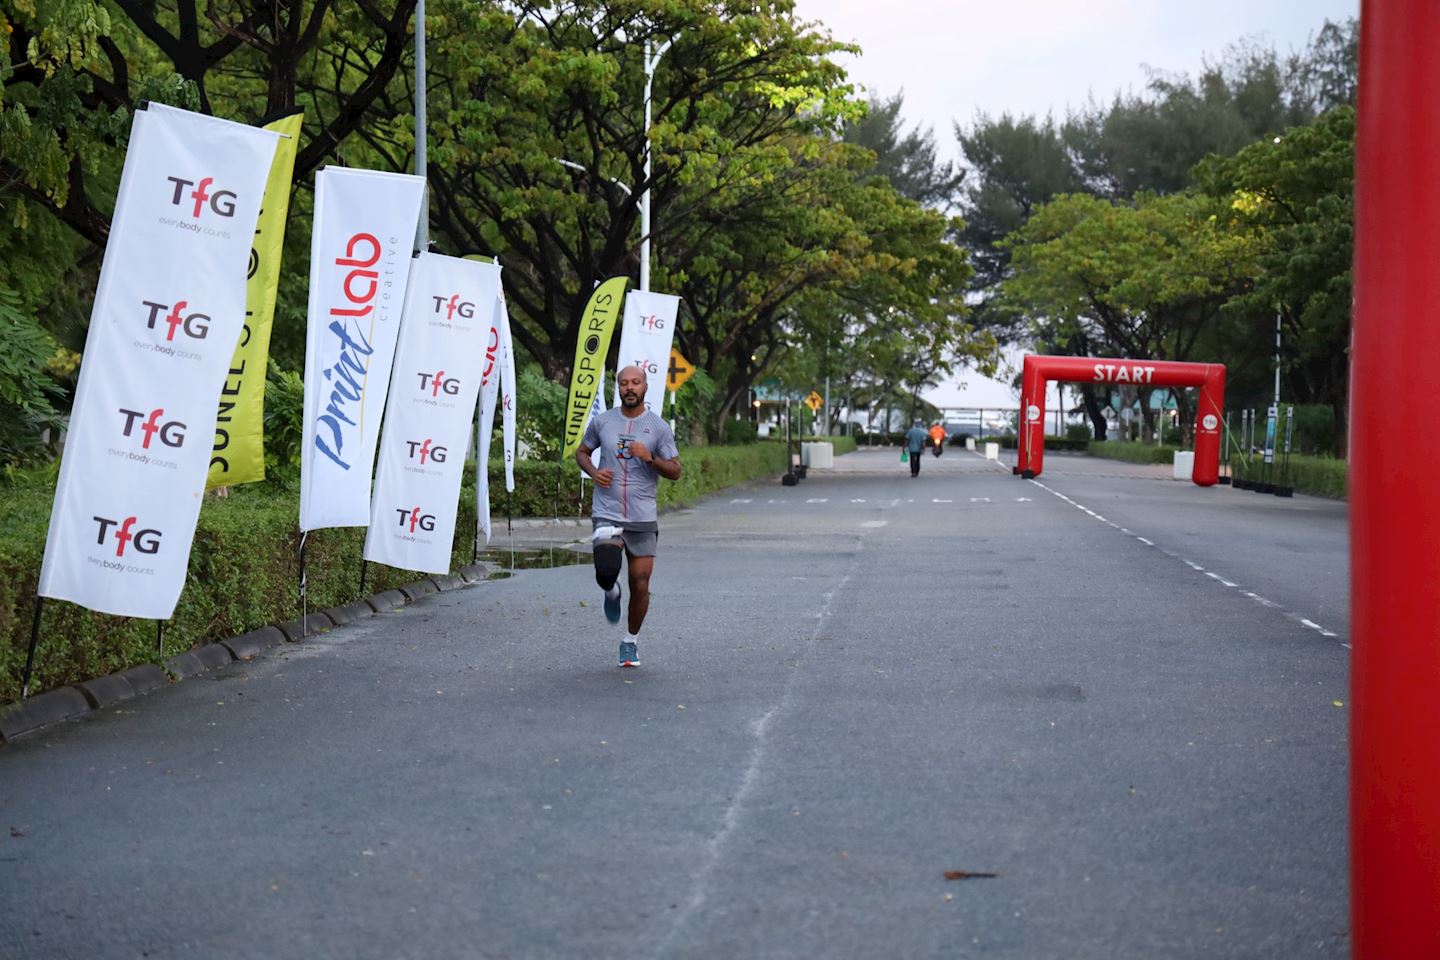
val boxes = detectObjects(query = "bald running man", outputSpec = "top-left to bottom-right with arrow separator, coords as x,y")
576,365 -> 682,667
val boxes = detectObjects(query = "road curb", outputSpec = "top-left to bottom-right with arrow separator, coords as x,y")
366,589 -> 407,612
221,626 -> 286,661
276,613 -> 335,642
2,567 -> 490,745
74,674 -> 136,710
0,687 -> 92,742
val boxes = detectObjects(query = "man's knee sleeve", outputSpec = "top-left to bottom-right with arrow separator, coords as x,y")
594,541 -> 623,589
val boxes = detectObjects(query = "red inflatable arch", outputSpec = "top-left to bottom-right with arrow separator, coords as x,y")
1015,354 -> 1226,486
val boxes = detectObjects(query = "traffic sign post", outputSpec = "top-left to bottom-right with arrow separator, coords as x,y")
666,349 -> 694,392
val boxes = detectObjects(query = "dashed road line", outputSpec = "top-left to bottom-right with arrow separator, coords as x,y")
1028,478 -> 1344,646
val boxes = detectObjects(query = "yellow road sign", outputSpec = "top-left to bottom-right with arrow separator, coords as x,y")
805,391 -> 823,412
667,349 -> 696,391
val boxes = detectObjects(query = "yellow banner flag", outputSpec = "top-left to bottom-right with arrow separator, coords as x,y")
561,276 -> 629,460
207,111 -> 303,488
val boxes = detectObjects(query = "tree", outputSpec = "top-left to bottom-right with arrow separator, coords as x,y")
844,92 -> 962,210
1193,106 -> 1355,454
1001,191 -> 1260,440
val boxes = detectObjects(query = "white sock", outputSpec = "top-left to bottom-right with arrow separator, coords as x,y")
605,584 -> 621,598
627,630 -> 640,642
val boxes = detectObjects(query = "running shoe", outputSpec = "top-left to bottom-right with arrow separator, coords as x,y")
603,585 -> 622,625
618,640 -> 640,668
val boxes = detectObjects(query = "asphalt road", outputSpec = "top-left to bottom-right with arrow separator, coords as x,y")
0,447 -> 1350,959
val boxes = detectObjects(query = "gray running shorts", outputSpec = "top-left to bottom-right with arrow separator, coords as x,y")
591,518 -> 658,558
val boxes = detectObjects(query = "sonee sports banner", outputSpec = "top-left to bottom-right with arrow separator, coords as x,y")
476,286 -> 516,545
299,167 -> 426,532
364,254 -> 503,574
613,290 -> 681,414
207,110 -> 304,489
38,103 -> 280,619
561,276 -> 628,461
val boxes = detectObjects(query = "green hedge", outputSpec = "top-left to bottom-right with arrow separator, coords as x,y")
1086,440 -> 1185,464
1230,454 -> 1347,499
980,435 -> 1091,452
2,443 -> 794,705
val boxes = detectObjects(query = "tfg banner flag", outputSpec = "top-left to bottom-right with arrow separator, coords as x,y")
476,289 -> 515,545
38,104 -> 280,619
299,167 -> 426,531
560,276 -> 628,460
365,254 -> 503,574
614,290 -> 681,413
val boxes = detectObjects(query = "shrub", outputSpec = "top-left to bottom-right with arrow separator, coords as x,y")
1087,440 -> 1183,464
1231,453 -> 1346,498
1066,424 -> 1092,441
722,419 -> 758,445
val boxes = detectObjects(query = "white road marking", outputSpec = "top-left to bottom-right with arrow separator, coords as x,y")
1016,497 -> 1033,502
850,499 -> 867,503
932,498 -> 953,503
806,498 -> 828,503
1028,478 -> 1344,646
730,499 -> 752,504
969,497 -> 992,503
862,520 -> 888,528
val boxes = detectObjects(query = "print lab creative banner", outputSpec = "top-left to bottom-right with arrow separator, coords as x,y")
561,276 -> 628,460
299,167 -> 426,531
365,254 -> 503,574
38,104 -> 280,619
207,110 -> 304,489
475,289 -> 513,545
613,290 -> 681,414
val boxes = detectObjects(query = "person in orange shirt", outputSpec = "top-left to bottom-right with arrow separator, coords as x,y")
928,422 -> 946,456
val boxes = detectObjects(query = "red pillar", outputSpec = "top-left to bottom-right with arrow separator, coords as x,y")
1018,355 -> 1045,478
1191,365 -> 1225,487
1352,2 -> 1440,955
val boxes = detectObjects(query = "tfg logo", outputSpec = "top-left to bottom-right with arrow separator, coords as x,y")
642,314 -> 666,331
395,507 -> 437,533
92,515 -> 163,556
165,177 -> 238,219
118,408 -> 186,449
405,439 -> 447,465
142,300 -> 210,341
430,295 -> 475,320
417,371 -> 460,397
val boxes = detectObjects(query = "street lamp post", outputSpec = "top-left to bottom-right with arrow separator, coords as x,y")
414,0 -> 428,251
640,38 -> 673,292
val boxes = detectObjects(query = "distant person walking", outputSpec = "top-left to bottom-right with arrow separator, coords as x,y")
928,422 -> 946,456
576,365 -> 682,668
905,419 -> 928,477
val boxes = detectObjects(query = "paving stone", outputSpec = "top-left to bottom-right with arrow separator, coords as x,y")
221,626 -> 285,661
276,613 -> 335,642
366,590 -> 407,612
74,673 -> 136,710
0,687 -> 91,742
118,664 -> 169,697
398,580 -> 439,602
430,574 -> 465,593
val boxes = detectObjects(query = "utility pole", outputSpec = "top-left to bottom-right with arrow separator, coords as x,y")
413,0 -> 428,251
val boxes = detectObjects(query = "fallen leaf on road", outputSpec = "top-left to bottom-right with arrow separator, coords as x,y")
9,827 -> 24,838
1333,700 -> 1344,707
944,870 -> 998,880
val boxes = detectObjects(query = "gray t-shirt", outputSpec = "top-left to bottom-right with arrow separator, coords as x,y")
582,408 -> 679,529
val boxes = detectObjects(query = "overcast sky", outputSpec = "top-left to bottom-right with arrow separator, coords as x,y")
785,0 -> 1359,409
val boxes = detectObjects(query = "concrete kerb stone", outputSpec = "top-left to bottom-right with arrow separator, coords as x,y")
429,574 -> 465,593
74,673 -> 136,710
322,601 -> 374,626
119,664 -> 169,697
277,612 -> 335,643
457,563 -> 492,583
365,589 -> 407,612
0,686 -> 92,742
398,580 -> 439,602
221,625 -> 286,661
164,650 -> 208,680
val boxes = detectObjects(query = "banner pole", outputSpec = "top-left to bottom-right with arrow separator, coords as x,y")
156,620 -> 164,657
299,530 -> 309,639
359,558 -> 369,597
20,596 -> 44,700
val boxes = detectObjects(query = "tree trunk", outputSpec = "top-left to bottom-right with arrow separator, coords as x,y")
1080,384 -> 1107,440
